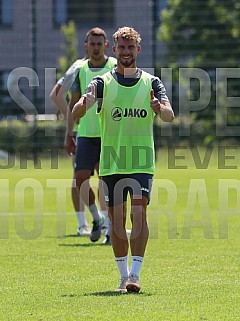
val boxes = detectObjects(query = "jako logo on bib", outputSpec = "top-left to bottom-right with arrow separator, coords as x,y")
111,107 -> 147,121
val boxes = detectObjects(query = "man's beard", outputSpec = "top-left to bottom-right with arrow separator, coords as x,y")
118,56 -> 135,67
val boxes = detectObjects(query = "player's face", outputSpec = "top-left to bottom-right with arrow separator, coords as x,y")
113,37 -> 140,68
86,35 -> 107,62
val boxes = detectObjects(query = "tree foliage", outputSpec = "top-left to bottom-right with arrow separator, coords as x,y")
57,20 -> 78,79
159,0 -> 240,68
157,0 -> 240,143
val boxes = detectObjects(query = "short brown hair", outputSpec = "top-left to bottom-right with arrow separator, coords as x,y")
112,27 -> 141,45
85,27 -> 107,42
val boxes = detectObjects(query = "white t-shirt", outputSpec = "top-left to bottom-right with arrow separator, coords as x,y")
57,58 -> 86,91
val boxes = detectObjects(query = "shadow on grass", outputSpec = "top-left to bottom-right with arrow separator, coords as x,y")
54,234 -> 90,238
60,291 -> 152,298
64,234 -> 85,238
58,243 -> 103,247
45,234 -> 91,239
85,291 -> 153,297
44,234 -> 80,239
61,294 -> 78,298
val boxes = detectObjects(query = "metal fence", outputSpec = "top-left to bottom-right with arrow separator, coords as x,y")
0,0 -> 239,152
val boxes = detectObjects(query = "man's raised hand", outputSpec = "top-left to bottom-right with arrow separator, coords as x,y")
150,89 -> 161,114
86,84 -> 96,109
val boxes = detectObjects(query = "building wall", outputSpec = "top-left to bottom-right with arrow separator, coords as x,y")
0,0 -> 154,113
0,0 -> 32,69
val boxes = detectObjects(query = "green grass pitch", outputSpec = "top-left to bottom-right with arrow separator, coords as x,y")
0,146 -> 240,320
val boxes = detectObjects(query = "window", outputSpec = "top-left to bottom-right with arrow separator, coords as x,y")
0,70 -> 11,103
53,0 -> 114,27
158,0 -> 167,11
0,0 -> 12,26
53,0 -> 67,25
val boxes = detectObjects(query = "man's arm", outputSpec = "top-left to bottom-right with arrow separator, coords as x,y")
150,89 -> 174,122
65,92 -> 80,155
67,92 -> 80,134
49,60 -> 81,117
158,99 -> 175,122
50,83 -> 68,117
151,78 -> 174,122
72,85 -> 96,122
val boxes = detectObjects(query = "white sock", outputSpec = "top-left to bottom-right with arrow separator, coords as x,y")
115,256 -> 129,278
89,203 -> 101,221
76,211 -> 88,227
130,256 -> 144,277
101,211 -> 111,235
106,218 -> 111,236
101,211 -> 108,225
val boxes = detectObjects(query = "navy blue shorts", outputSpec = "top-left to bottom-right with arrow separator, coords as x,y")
74,137 -> 101,172
101,173 -> 153,207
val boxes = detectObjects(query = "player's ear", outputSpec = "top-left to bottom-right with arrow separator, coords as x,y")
84,42 -> 88,50
137,45 -> 141,53
112,46 -> 116,53
105,40 -> 109,49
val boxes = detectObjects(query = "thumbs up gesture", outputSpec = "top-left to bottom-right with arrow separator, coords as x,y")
72,84 -> 96,121
150,89 -> 162,114
150,89 -> 155,101
85,84 -> 96,109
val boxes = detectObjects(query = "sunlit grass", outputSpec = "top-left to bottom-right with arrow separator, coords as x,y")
0,146 -> 240,320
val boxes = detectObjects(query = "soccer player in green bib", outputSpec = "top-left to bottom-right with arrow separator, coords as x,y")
50,48 -> 91,236
72,27 -> 174,293
69,28 -> 117,244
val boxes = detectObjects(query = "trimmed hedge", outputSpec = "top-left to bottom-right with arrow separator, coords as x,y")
0,118 -> 238,158
0,119 -> 66,156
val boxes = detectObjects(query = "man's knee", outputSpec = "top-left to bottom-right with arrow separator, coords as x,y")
75,170 -> 91,184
